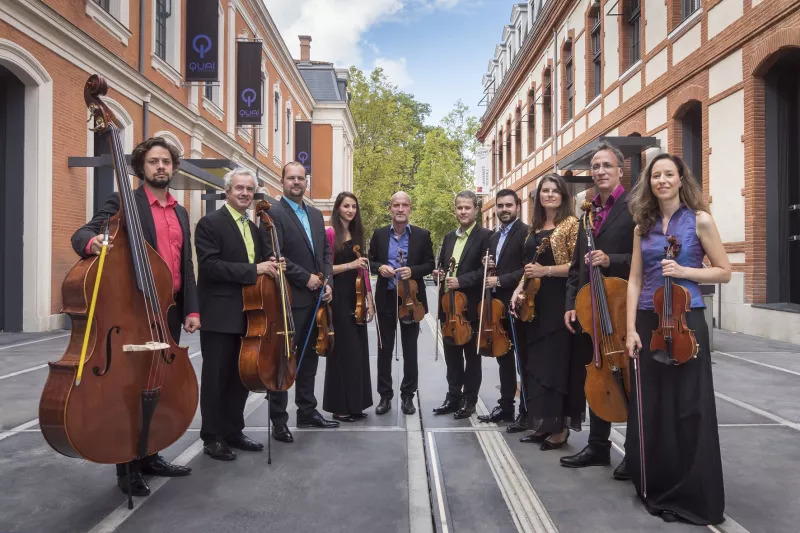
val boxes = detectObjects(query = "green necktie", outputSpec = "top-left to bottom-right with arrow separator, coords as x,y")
239,216 -> 255,264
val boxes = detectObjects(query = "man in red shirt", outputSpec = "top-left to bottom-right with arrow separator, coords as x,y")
71,136 -> 200,497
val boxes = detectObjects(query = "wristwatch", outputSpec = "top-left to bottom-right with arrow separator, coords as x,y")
496,279 -> 502,288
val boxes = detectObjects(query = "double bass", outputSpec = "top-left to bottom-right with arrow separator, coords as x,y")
650,235 -> 699,365
575,201 -> 630,423
477,250 -> 512,357
39,75 -> 198,472
396,249 -> 426,324
440,257 -> 473,346
239,200 -> 297,392
516,238 -> 551,322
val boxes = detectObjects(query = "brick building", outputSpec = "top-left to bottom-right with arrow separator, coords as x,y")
0,0 -> 354,332
477,0 -> 800,343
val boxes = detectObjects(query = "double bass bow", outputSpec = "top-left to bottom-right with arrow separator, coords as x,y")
239,200 -> 297,393
516,237 -> 551,323
575,201 -> 630,423
40,75 -> 198,505
440,257 -> 473,346
476,250 -> 512,357
650,235 -> 699,365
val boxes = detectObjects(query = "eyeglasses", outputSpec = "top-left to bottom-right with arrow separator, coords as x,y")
591,162 -> 618,171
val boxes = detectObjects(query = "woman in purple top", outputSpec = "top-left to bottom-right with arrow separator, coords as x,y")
625,153 -> 731,525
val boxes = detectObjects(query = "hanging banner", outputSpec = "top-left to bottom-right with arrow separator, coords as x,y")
294,122 -> 312,176
473,145 -> 491,195
185,0 -> 219,82
236,41 -> 262,125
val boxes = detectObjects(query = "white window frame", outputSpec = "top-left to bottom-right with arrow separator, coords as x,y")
273,85 -> 282,163
202,2 -> 224,113
85,0 -> 132,45
258,66 -> 269,155
150,0 -> 182,87
285,101 -> 293,163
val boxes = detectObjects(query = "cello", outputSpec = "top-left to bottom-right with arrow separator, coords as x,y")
476,250 -> 512,357
575,201 -> 630,423
650,235 -> 699,365
396,249 -> 426,324
39,75 -> 198,473
440,257 -> 473,346
516,237 -> 551,323
239,200 -> 297,392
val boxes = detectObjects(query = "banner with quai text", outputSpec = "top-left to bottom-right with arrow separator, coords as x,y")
185,0 -> 219,82
236,42 -> 263,126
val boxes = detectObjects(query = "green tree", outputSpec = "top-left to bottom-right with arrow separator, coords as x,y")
441,99 -> 480,183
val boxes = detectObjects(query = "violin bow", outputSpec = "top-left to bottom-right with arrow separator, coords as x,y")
363,242 -> 382,349
583,205 -> 602,369
633,348 -> 647,498
76,216 -> 110,386
475,249 -> 490,351
296,277 -> 329,373
434,247 -> 442,361
507,306 -> 527,411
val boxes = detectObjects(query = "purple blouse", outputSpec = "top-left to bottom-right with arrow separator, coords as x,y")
638,205 -> 706,310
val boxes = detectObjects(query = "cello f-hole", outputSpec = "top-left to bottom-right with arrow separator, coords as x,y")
93,325 -> 120,376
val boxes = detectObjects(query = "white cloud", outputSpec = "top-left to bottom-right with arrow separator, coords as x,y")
374,57 -> 413,88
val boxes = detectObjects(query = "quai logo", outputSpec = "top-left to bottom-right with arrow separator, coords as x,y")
239,88 -> 260,118
192,35 -> 212,58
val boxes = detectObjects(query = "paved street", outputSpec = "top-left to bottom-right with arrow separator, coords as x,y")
1,286 -> 799,533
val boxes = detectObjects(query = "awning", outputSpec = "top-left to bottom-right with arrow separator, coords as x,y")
68,154 -> 225,190
184,158 -> 236,181
558,135 -> 660,178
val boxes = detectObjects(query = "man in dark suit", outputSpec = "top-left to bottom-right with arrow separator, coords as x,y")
432,190 -> 492,419
561,141 -> 636,480
368,191 -> 435,416
195,168 -> 281,461
266,162 -> 337,439
71,136 -> 199,496
476,189 -> 529,427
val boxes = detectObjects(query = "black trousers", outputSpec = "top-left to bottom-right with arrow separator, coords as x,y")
376,290 -> 420,400
199,331 -> 250,443
442,324 -> 481,404
495,316 -> 527,413
269,304 -> 320,424
117,308 -> 183,476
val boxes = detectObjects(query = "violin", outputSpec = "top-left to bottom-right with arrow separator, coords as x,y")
575,201 -> 630,423
440,257 -> 473,346
39,75 -> 198,471
314,276 -> 334,356
477,250 -> 512,357
650,235 -> 698,365
516,237 -> 551,322
396,249 -> 426,324
239,200 -> 297,392
353,245 -> 369,325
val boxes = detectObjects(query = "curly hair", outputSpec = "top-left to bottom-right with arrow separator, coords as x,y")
130,137 -> 181,179
628,152 -> 708,235
529,173 -> 575,233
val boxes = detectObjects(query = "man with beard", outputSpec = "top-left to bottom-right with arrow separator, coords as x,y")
476,189 -> 529,428
71,136 -> 200,496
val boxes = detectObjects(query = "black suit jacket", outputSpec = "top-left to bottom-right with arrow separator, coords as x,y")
437,225 -> 493,322
195,206 -> 271,335
488,219 -> 529,307
565,192 -> 636,311
71,187 -> 199,319
267,197 -> 332,309
368,225 -> 435,313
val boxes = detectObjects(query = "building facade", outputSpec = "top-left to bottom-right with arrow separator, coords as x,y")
477,0 -> 800,343
0,0 -> 354,332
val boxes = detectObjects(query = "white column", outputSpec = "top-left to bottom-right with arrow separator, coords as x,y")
226,0 -> 236,137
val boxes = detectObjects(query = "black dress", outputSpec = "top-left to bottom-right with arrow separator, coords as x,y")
523,229 -> 585,433
322,240 -> 373,415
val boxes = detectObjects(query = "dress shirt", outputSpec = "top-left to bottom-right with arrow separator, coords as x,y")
387,224 -> 411,290
592,184 -> 624,236
283,196 -> 314,252
224,203 -> 255,263
452,222 -> 476,276
494,218 -> 518,264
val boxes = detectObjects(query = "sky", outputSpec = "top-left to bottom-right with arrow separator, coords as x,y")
265,0 -> 517,125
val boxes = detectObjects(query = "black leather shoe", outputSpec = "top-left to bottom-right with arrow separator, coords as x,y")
432,398 -> 461,415
117,471 -> 150,496
297,411 -> 340,428
352,412 -> 368,419
520,432 -> 550,444
375,397 -> 392,415
272,424 -> 294,443
401,397 -> 416,415
453,402 -> 476,420
226,433 -> 264,452
140,454 -> 191,477
477,406 -> 514,423
506,413 -> 528,433
613,458 -> 630,480
203,440 -> 236,461
559,445 -> 610,468
333,414 -> 355,422
540,430 -> 570,451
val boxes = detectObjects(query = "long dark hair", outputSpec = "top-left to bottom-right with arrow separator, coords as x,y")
331,191 -> 365,252
529,173 -> 574,233
629,152 -> 708,235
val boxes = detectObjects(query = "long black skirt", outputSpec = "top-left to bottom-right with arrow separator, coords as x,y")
625,309 -> 725,525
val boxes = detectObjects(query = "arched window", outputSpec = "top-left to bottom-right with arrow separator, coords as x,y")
514,106 -> 522,166
527,88 -> 536,154
542,68 -> 552,139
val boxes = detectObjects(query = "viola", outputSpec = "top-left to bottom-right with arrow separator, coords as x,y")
440,257 -> 473,346
650,235 -> 698,365
477,250 -> 512,357
314,276 -> 335,356
353,245 -> 369,325
239,200 -> 297,392
516,237 -> 551,323
575,201 -> 630,423
396,249 -> 426,324
39,75 -> 198,471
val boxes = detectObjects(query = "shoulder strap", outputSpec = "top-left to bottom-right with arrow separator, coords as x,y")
325,226 -> 335,250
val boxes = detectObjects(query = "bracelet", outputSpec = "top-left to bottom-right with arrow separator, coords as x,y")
548,266 -> 552,277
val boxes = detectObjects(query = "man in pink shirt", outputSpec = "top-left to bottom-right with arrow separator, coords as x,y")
71,136 -> 200,497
